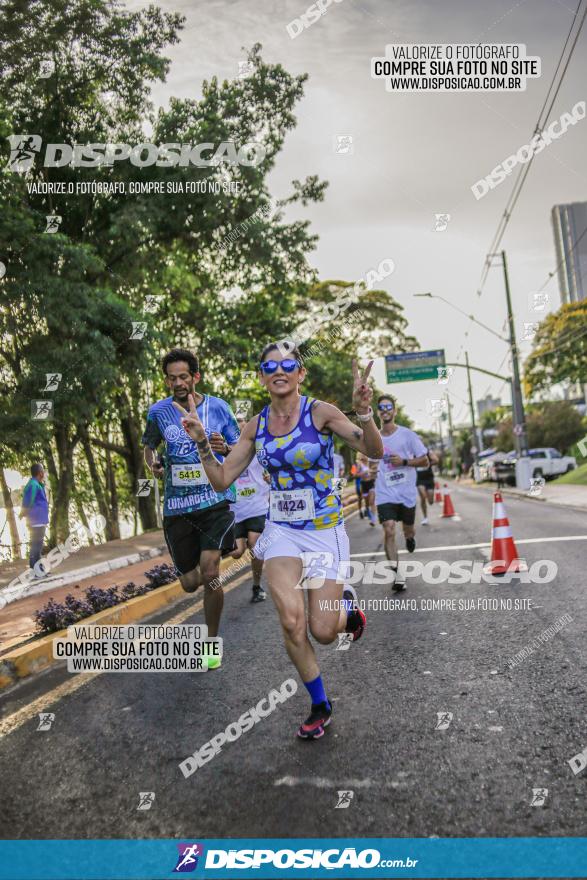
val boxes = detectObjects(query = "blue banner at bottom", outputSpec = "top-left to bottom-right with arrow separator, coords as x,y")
1,838 -> 587,880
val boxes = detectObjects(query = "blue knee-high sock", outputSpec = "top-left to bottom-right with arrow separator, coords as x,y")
304,675 -> 331,710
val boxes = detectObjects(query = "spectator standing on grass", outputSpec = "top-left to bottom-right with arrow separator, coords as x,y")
20,463 -> 49,575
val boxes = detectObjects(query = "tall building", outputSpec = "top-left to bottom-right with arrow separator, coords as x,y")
477,394 -> 501,418
551,202 -> 587,304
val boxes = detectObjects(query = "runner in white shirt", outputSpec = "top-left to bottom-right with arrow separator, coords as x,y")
229,417 -> 270,603
374,394 -> 429,591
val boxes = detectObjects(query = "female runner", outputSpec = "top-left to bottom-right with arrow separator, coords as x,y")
175,343 -> 383,740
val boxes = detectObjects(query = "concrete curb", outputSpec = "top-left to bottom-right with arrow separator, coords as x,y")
0,493 -> 359,692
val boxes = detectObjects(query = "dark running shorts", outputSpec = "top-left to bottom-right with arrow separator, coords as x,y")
234,515 -> 266,540
416,475 -> 435,491
377,502 -> 416,526
163,501 -> 235,575
361,479 -> 375,494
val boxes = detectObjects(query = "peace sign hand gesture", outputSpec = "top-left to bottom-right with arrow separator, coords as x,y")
173,394 -> 207,442
351,359 -> 374,414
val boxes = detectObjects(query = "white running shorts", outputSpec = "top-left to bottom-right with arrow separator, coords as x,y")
253,520 -> 350,584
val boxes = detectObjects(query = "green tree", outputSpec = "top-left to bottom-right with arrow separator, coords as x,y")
1,3 -> 328,536
524,301 -> 587,394
494,401 -> 584,454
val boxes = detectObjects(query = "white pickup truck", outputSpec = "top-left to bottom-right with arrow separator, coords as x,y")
527,448 -> 577,479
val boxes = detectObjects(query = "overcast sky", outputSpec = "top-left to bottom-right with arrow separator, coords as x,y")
125,0 -> 587,433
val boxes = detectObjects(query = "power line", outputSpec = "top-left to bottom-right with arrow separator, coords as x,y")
477,0 -> 587,297
537,223 -> 587,292
525,320 -> 587,359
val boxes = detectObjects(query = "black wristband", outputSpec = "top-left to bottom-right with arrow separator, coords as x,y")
403,458 -> 408,467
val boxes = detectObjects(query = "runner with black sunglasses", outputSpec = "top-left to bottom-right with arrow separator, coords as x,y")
174,342 -> 383,741
374,394 -> 429,591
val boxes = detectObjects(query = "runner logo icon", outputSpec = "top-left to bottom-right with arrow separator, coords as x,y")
530,788 -> 548,806
173,843 -> 204,873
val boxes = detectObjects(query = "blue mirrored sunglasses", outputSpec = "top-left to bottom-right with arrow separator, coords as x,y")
378,403 -> 394,411
259,358 -> 300,374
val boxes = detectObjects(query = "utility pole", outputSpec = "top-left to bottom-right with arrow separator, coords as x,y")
490,250 -> 529,457
465,351 -> 479,468
445,392 -> 458,476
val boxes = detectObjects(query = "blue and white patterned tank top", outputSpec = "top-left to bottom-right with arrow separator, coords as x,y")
255,395 -> 343,530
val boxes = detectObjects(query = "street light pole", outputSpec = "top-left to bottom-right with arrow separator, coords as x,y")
488,250 -> 529,457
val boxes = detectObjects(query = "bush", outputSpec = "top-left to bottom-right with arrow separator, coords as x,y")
34,562 -> 179,635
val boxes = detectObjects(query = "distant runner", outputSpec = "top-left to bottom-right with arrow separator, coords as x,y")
175,344 -> 383,740
416,448 -> 438,525
229,416 -> 270,604
142,348 -> 240,667
351,454 -> 368,518
374,395 -> 428,591
359,453 -> 377,527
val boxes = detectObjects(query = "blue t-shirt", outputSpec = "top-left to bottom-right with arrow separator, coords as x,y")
141,394 -> 240,517
22,478 -> 49,526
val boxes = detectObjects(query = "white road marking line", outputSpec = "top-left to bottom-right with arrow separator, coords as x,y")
274,776 -> 373,788
350,534 -> 587,557
274,776 -> 410,789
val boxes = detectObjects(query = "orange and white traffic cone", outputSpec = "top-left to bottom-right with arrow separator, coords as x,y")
434,481 -> 443,504
440,484 -> 457,518
484,492 -> 527,575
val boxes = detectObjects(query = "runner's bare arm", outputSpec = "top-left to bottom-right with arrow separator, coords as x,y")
173,396 -> 256,490
311,358 -> 383,458
313,402 -> 383,458
390,452 -> 429,467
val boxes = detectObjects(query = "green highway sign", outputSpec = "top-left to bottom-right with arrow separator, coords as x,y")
385,349 -> 446,383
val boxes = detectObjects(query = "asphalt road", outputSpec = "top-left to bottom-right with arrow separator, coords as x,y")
1,483 -> 587,841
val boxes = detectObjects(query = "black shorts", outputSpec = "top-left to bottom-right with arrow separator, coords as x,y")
377,502 -> 416,526
234,515 -> 266,540
163,501 -> 235,575
417,476 -> 435,492
361,480 -> 375,494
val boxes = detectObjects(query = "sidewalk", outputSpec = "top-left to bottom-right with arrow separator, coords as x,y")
0,549 -> 173,654
459,478 -> 587,509
0,530 -> 168,653
0,529 -> 167,592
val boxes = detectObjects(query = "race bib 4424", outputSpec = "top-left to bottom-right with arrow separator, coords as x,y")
269,489 -> 315,522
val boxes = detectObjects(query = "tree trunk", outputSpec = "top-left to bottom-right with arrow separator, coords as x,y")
103,439 -> 121,540
52,424 -> 76,544
43,441 -> 59,547
74,497 -> 95,545
0,468 -> 22,560
116,389 -> 157,531
79,426 -> 113,539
